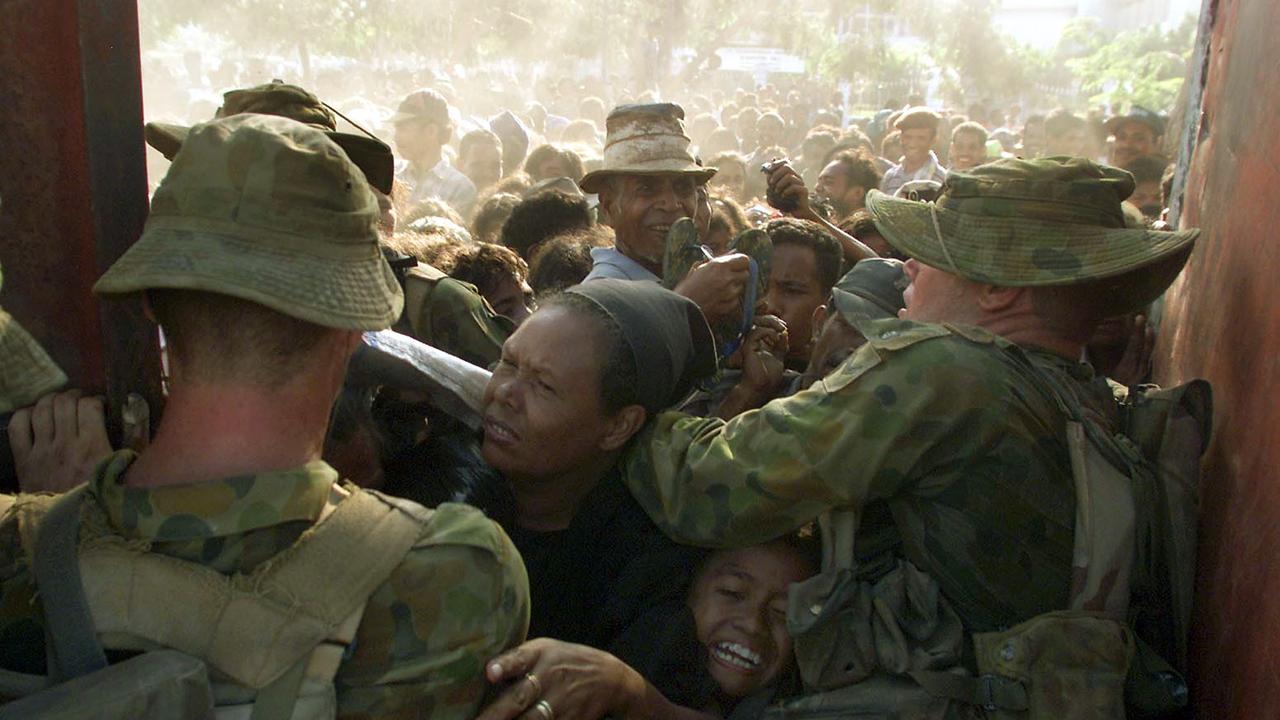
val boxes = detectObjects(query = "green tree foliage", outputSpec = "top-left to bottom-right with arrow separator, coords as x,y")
1062,15 -> 1195,111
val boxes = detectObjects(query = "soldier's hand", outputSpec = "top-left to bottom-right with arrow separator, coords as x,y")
674,253 -> 751,325
7,390 -> 113,494
478,638 -> 646,720
766,161 -> 816,219
1110,314 -> 1155,387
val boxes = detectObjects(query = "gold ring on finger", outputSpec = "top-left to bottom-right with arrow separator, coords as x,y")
524,672 -> 541,699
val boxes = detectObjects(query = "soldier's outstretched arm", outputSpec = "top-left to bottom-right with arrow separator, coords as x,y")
335,503 -> 530,719
621,324 -> 995,548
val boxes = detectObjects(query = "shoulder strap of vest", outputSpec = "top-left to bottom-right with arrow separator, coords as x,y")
73,486 -> 427,689
400,266 -> 440,338
1003,346 -> 1137,622
31,486 -> 106,682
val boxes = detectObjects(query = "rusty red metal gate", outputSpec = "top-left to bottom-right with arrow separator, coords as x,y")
1160,0 -> 1280,715
0,0 -> 163,432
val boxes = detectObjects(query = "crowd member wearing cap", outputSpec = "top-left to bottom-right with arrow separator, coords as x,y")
475,280 -> 719,718
392,88 -> 478,217
796,258 -> 907,391
879,107 -> 948,197
0,115 -> 529,718
1106,106 -> 1164,168
618,158 -> 1197,714
580,104 -> 751,326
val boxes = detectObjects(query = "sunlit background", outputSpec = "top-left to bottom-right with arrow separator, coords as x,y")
136,0 -> 1200,139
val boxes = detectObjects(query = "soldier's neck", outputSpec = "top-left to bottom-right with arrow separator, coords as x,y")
979,315 -> 1085,360
123,381 -> 337,488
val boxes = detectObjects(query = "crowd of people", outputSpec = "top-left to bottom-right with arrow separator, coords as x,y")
0,60 -> 1203,720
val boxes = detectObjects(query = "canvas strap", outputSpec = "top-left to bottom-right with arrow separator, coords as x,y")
31,486 -> 107,682
72,486 -> 426,689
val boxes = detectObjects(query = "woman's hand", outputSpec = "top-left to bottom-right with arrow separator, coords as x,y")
477,638 -> 647,720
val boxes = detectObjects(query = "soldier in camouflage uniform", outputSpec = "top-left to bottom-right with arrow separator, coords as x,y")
146,80 -> 511,369
620,157 -> 1198,714
0,114 -> 529,718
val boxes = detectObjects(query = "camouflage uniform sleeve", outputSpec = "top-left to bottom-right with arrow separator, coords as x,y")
336,502 -> 529,720
426,278 -> 513,369
621,322 -> 1007,547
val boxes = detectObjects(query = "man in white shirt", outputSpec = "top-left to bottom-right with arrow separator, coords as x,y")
880,107 -> 948,197
392,89 -> 477,217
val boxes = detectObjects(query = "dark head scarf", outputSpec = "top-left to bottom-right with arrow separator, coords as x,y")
563,279 -> 716,417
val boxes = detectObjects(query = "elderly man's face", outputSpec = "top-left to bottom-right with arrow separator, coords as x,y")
600,174 -> 698,270
1110,121 -> 1158,167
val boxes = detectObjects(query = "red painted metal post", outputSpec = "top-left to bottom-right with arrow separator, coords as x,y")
0,0 -> 162,432
1160,0 -> 1280,714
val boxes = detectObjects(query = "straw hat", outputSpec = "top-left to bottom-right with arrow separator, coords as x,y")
865,156 -> 1198,314
97,114 -> 402,330
578,104 -> 716,194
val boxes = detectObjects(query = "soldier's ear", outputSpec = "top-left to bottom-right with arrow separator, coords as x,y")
977,284 -> 1026,314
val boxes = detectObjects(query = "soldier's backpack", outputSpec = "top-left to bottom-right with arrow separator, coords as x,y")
765,360 -> 1211,720
0,481 -> 427,719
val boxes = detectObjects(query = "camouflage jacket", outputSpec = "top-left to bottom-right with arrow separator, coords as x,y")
0,450 -> 530,719
622,317 -> 1118,634
400,263 -> 513,370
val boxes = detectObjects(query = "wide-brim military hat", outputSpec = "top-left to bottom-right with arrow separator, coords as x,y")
579,103 -> 716,194
0,265 -> 67,414
99,114 -> 403,330
830,258 -> 907,335
865,156 -> 1198,315
144,82 -> 395,194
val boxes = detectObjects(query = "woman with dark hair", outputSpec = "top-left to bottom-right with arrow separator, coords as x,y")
475,280 -> 814,720
476,281 -> 715,715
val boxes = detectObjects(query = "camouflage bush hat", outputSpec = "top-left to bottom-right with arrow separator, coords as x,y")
97,114 -> 403,330
0,265 -> 67,414
865,156 -> 1199,314
579,104 -> 716,194
830,258 -> 907,335
144,82 -> 395,194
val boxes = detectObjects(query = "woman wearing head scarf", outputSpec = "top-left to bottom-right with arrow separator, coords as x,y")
475,280 -> 813,720
475,280 -> 716,705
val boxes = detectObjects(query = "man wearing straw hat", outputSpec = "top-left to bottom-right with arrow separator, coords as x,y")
0,115 -> 528,718
620,157 -> 1198,715
580,103 -> 750,323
